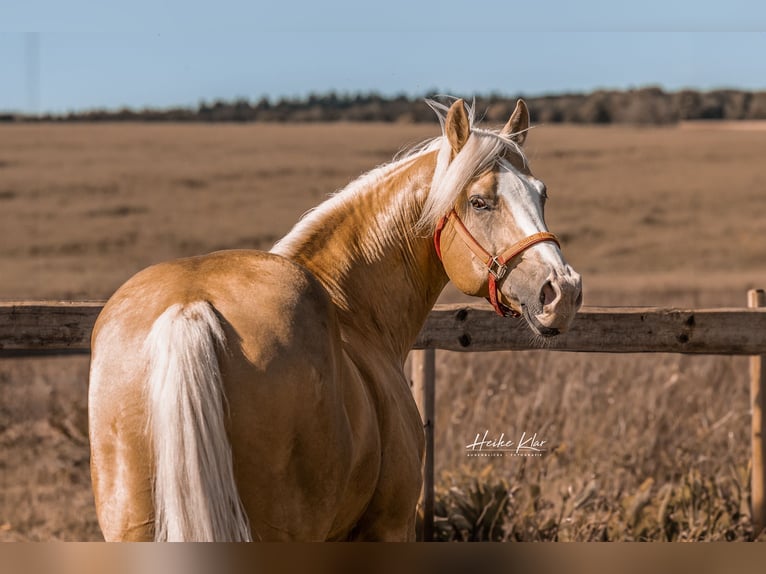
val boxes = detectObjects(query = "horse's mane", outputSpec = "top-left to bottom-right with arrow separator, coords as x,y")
272,98 -> 529,256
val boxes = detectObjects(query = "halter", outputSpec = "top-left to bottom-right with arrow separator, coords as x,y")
433,209 -> 560,317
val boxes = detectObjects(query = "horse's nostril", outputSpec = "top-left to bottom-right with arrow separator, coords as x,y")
540,281 -> 556,307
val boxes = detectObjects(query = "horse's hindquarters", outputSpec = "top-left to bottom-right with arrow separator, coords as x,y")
89,250 -> 380,540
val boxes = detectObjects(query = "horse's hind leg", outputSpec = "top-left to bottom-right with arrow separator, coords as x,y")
89,424 -> 155,541
346,447 -> 421,541
89,353 -> 155,541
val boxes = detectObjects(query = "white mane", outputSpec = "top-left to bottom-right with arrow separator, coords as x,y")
272,98 -> 528,257
416,98 -> 528,232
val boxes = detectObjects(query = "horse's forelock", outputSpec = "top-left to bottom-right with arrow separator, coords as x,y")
414,100 -> 530,234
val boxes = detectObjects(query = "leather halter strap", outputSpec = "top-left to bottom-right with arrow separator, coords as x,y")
433,209 -> 560,317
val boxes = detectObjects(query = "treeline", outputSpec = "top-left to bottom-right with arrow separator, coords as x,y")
5,87 -> 766,124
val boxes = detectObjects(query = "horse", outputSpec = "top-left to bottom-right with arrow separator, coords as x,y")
88,98 -> 582,541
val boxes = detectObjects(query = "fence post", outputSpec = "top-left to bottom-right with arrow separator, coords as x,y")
411,348 -> 436,541
749,289 -> 766,534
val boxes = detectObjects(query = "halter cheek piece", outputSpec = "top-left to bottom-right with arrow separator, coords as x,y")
433,209 -> 560,317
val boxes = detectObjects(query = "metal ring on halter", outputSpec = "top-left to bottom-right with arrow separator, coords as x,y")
487,257 -> 508,281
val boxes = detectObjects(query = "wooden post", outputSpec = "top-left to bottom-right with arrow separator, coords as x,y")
411,348 -> 436,541
749,289 -> 766,534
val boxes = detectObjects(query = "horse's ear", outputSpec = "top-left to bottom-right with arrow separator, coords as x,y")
502,99 -> 530,146
445,99 -> 470,156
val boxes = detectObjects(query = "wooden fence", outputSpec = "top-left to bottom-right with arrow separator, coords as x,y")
1,291 -> 765,540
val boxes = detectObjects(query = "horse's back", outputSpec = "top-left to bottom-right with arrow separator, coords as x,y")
92,248 -> 337,384
89,249 -> 375,540
94,248 -> 330,336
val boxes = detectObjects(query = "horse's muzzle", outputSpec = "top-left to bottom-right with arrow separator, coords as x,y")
531,267 -> 582,334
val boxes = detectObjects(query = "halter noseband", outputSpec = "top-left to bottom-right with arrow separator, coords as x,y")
433,209 -> 560,317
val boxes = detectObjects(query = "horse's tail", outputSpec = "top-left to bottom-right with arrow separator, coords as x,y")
144,301 -> 251,541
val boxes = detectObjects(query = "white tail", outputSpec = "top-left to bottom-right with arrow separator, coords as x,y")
145,301 -> 251,541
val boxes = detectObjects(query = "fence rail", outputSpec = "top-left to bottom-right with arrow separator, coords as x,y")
1,295 -> 765,541
3,300 -> 766,356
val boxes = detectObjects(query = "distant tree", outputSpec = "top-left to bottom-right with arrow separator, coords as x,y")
14,88 -> 766,124
747,92 -> 766,119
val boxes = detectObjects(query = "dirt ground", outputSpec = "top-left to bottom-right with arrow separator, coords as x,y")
1,120 -> 765,540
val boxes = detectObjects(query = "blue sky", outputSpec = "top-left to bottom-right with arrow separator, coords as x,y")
3,1 -> 766,113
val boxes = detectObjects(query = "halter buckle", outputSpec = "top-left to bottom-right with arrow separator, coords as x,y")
488,257 -> 508,281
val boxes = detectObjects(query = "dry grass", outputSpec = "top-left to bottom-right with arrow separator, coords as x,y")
431,347 -> 759,540
0,121 -> 765,540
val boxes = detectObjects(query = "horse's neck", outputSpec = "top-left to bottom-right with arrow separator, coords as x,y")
274,151 -> 448,362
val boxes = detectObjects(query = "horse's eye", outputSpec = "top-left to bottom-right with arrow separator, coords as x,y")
469,196 -> 489,211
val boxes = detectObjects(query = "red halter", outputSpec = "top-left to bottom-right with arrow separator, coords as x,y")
433,209 -> 560,317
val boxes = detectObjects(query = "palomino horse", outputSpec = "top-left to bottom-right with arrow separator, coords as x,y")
88,98 -> 582,541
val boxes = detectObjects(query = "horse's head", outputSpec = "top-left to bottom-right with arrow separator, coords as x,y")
428,98 -> 582,336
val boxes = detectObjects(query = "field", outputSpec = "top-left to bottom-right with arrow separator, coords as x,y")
1,120 -> 766,540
